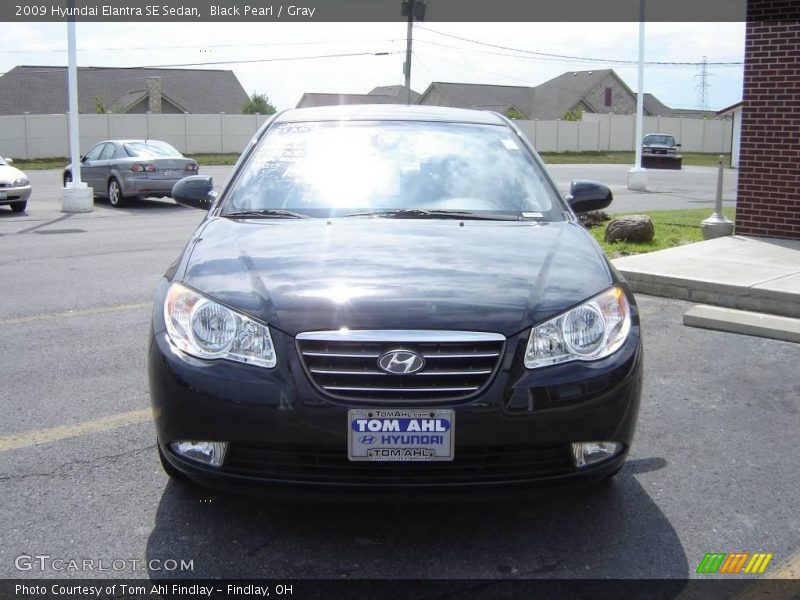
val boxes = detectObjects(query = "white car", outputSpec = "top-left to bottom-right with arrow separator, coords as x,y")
0,157 -> 31,212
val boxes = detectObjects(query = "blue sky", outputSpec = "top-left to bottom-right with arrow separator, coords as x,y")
1,21 -> 745,112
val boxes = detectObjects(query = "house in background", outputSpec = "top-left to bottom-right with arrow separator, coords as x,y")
295,85 -> 420,109
416,69 -> 715,120
0,66 -> 250,115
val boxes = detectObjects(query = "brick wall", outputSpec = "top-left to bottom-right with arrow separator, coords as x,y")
735,2 -> 800,239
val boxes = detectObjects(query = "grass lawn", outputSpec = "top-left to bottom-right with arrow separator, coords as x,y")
12,151 -> 732,170
589,207 -> 736,258
540,151 -> 731,168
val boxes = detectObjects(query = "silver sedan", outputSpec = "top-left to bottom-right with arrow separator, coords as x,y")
63,140 -> 199,208
0,157 -> 31,213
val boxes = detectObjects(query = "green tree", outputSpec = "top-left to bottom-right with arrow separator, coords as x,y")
93,95 -> 107,114
242,93 -> 276,115
503,107 -> 526,120
561,109 -> 584,121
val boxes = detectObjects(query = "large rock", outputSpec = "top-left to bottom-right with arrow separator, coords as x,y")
604,215 -> 655,243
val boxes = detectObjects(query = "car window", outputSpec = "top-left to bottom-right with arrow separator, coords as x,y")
124,141 -> 181,158
222,121 -> 562,218
643,135 -> 675,147
0,157 -> 7,167
100,144 -> 117,160
84,144 -> 106,161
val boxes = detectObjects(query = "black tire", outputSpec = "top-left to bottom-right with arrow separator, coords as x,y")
63,172 -> 72,186
107,177 -> 125,207
158,443 -> 189,482
9,201 -> 27,213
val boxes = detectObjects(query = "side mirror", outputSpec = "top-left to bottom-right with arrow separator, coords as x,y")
4,157 -> 13,164
675,143 -> 682,148
567,180 -> 613,214
172,175 -> 215,210
80,155 -> 87,163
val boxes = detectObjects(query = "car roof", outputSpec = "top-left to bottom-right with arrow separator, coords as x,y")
274,104 -> 508,126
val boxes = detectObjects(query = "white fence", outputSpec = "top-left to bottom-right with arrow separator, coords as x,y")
0,112 -> 732,160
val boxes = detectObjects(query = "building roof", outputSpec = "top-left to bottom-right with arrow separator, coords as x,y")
716,101 -> 743,115
369,85 -> 421,102
295,93 -> 406,109
277,104 -> 507,125
418,70 -> 639,119
0,65 -> 250,115
417,82 -> 536,117
529,69 -> 628,118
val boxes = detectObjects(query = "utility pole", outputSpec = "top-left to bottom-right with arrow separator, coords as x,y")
402,0 -> 426,105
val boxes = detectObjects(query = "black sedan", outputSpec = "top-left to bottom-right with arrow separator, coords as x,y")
148,105 -> 642,495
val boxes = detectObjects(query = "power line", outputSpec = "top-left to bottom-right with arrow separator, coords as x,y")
695,56 -> 713,109
0,38 -> 404,54
417,26 -> 743,67
0,51 -> 397,76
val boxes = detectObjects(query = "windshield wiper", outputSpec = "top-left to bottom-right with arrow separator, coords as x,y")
223,209 -> 309,219
342,208 -> 522,221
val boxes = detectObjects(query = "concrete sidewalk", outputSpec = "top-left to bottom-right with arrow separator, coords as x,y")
612,235 -> 800,320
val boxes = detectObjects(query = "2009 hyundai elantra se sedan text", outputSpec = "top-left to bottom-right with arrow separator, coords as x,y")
148,105 -> 642,495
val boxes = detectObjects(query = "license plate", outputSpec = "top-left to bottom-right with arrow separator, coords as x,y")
162,170 -> 181,177
348,408 -> 454,462
0,192 -> 6,200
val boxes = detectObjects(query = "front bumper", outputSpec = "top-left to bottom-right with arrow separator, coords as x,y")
148,314 -> 643,495
0,184 -> 31,204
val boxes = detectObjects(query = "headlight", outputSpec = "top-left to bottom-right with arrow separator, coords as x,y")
13,177 -> 29,186
164,283 -> 276,368
524,286 -> 631,369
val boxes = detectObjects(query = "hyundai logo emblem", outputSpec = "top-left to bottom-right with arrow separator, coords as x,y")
359,435 -> 376,444
377,349 -> 425,375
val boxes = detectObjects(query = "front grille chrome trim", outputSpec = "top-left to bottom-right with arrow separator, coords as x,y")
296,330 -> 506,343
322,386 -> 481,393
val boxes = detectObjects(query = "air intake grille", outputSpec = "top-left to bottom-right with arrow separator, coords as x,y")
296,330 -> 505,403
224,443 -> 575,485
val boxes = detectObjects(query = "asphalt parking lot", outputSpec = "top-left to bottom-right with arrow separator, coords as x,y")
0,166 -> 796,583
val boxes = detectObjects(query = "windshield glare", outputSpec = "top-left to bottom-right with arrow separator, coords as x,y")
643,134 -> 675,147
124,141 -> 181,158
222,121 -> 560,218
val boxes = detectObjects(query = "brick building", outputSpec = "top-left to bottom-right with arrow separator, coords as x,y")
735,1 -> 800,239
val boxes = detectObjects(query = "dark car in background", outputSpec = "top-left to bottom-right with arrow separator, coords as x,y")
641,133 -> 682,169
148,105 -> 643,496
63,140 -> 198,207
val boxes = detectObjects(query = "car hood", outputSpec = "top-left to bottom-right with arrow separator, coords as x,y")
181,217 -> 613,337
0,165 -> 26,184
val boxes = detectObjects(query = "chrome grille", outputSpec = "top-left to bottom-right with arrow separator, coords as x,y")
296,330 -> 505,402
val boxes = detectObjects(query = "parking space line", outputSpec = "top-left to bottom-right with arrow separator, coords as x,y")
0,409 -> 152,452
1,302 -> 150,325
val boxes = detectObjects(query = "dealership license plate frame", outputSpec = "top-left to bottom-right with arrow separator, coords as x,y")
348,408 -> 454,462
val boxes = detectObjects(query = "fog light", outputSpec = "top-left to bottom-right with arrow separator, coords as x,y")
170,441 -> 228,467
571,442 -> 621,468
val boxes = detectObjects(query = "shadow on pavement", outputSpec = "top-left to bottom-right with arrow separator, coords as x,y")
145,457 -> 688,582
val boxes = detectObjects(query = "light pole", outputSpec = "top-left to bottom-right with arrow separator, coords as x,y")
61,14 -> 93,212
628,0 -> 648,192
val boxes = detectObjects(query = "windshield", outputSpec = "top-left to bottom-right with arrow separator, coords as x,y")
124,141 -> 182,158
643,134 -> 675,147
222,121 -> 561,219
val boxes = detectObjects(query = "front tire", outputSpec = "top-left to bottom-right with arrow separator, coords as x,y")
107,178 -> 125,207
63,172 -> 72,186
9,201 -> 27,213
